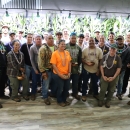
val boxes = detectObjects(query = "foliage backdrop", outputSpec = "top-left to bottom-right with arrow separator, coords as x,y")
0,13 -> 130,37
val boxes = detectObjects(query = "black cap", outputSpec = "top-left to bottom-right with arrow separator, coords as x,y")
9,32 -> 16,36
78,34 -> 84,38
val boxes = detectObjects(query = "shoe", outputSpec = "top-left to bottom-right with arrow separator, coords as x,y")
31,94 -> 36,101
44,98 -> 51,105
72,94 -> 80,100
93,95 -> 99,100
64,101 -> 70,106
57,102 -> 66,107
127,101 -> 130,105
98,101 -> 103,107
23,96 -> 30,101
116,94 -> 122,100
105,101 -> 110,108
0,103 -> 2,108
12,98 -> 21,102
0,95 -> 10,99
82,96 -> 87,102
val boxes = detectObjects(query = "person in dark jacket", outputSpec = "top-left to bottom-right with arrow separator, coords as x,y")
66,32 -> 82,100
116,35 -> 130,100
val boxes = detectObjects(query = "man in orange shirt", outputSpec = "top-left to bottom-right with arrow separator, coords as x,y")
50,40 -> 71,107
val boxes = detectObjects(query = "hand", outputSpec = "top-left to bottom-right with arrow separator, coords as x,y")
96,70 -> 100,76
35,70 -> 39,74
108,77 -> 115,82
72,63 -> 78,67
67,73 -> 71,78
86,62 -> 95,66
103,76 -> 108,81
20,68 -> 25,72
42,72 -> 48,80
127,64 -> 130,68
59,74 -> 68,79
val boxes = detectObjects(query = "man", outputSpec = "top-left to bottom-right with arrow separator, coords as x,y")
55,32 -> 63,46
83,31 -> 90,46
1,25 -> 10,45
0,36 -> 8,101
20,33 -> 33,94
42,32 -> 48,44
106,32 -> 115,47
38,34 -> 57,105
116,35 -> 130,100
98,35 -> 109,55
17,30 -> 26,45
30,35 -> 42,100
62,28 -> 69,43
6,32 -> 16,53
82,37 -> 103,101
77,34 -> 87,92
95,30 -> 100,44
66,32 -> 82,100
99,43 -> 122,108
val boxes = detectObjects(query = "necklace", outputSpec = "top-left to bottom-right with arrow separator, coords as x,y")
103,53 -> 116,69
117,45 -> 128,54
58,50 -> 66,66
88,47 -> 96,62
12,50 -> 23,64
0,42 -> 5,54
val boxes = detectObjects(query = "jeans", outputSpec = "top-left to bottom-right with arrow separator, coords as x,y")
117,71 -> 125,95
52,73 -> 70,103
42,70 -> 52,99
25,65 -> 33,89
31,69 -> 41,95
70,74 -> 79,95
82,69 -> 99,96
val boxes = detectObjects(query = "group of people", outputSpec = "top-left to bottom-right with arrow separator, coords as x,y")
0,24 -> 130,109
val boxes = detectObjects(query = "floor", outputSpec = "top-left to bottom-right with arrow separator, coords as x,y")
0,87 -> 130,130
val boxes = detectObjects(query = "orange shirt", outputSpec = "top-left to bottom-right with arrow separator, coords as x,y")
50,50 -> 71,74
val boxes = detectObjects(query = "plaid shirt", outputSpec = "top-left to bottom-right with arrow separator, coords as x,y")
7,50 -> 25,77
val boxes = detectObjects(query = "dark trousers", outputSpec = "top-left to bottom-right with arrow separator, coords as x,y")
31,69 -> 41,95
0,67 -> 6,97
70,74 -> 79,95
122,67 -> 130,93
82,69 -> 98,96
52,73 -> 70,103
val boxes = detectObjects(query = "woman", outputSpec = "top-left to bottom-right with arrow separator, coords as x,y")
50,40 -> 71,107
7,40 -> 29,102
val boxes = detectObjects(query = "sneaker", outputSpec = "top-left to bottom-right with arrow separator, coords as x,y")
12,98 -> 21,102
93,95 -> 99,100
0,103 -> 2,108
127,101 -> 130,105
116,94 -> 122,100
64,101 -> 70,106
82,96 -> 87,102
44,98 -> 51,105
98,101 -> 103,107
105,101 -> 110,108
57,102 -> 66,107
31,94 -> 36,101
72,94 -> 80,100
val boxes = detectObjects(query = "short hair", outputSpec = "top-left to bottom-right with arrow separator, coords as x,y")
108,32 -> 115,36
56,32 -> 63,36
57,39 -> 65,44
12,40 -> 20,46
27,33 -> 33,36
35,34 -> 42,39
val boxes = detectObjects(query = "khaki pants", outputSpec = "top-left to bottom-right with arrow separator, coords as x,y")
99,76 -> 119,102
9,76 -> 28,99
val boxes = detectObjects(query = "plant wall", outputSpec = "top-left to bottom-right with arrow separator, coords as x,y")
0,13 -> 130,37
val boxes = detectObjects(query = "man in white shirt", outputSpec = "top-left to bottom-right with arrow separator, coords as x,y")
17,30 -> 26,45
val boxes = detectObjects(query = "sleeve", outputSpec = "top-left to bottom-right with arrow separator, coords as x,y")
50,52 -> 57,65
68,51 -> 72,62
117,56 -> 122,68
30,46 -> 37,71
98,48 -> 103,60
38,47 -> 47,72
78,47 -> 82,65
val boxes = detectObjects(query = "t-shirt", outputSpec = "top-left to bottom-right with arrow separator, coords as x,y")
82,47 -> 103,73
99,45 -> 109,55
50,50 -> 71,74
49,46 -> 55,53
100,55 -> 122,77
